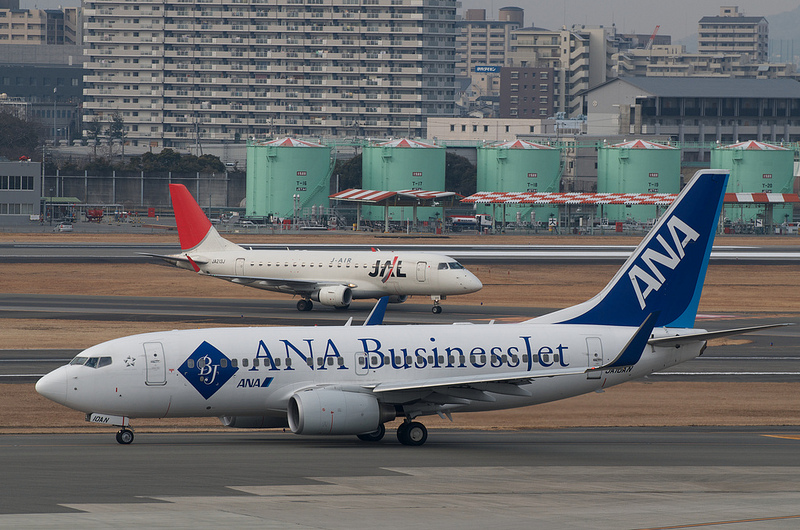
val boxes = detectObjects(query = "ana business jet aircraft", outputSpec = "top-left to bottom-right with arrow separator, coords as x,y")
145,184 -> 482,313
37,170 -> 786,446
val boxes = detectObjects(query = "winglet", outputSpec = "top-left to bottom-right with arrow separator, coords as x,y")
363,297 -> 389,326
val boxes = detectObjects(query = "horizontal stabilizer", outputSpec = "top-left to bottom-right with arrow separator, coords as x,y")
648,323 -> 792,347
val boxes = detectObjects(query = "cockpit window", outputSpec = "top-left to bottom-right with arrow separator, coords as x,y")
448,262 -> 465,269
69,356 -> 112,368
437,263 -> 448,270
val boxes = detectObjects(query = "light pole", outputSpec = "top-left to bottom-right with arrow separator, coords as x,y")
52,87 -> 57,146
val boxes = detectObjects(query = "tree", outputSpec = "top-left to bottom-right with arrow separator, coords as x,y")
0,110 -> 42,160
445,152 -> 477,196
332,154 -> 362,191
85,116 -> 103,156
106,112 -> 126,159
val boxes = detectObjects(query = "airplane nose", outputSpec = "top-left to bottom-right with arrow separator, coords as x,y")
35,366 -> 68,405
465,273 -> 483,292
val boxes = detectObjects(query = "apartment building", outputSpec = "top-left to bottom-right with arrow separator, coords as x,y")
455,7 -> 522,101
498,66 -> 555,119
508,25 -> 617,117
0,1 -> 80,45
82,0 -> 459,148
698,6 -> 768,62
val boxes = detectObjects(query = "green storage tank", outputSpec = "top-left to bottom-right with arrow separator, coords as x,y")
477,139 -> 562,226
597,140 -> 681,223
245,137 -> 332,220
711,140 -> 795,226
361,138 -> 445,224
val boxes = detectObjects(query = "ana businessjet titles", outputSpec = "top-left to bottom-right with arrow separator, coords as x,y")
145,184 -> 482,313
37,170 -> 787,446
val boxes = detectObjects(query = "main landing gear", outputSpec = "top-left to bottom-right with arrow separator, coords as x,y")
296,299 -> 313,311
397,421 -> 428,446
115,428 -> 134,445
355,421 -> 429,446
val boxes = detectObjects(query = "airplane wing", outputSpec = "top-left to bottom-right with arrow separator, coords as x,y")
209,273 -> 355,294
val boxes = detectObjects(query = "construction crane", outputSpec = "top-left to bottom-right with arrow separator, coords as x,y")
645,25 -> 660,51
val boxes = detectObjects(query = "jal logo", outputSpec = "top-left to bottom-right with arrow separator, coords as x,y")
179,341 -> 238,400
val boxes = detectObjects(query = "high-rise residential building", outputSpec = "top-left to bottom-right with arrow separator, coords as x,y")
498,66 -> 555,119
0,1 -> 81,45
82,0 -> 458,148
698,6 -> 768,62
456,7 -> 522,101
509,25 -> 617,117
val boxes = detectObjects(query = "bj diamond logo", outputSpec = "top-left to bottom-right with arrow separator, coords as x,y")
179,341 -> 238,399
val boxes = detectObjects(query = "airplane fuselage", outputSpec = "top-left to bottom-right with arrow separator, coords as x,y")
39,322 -> 704,422
178,249 -> 482,299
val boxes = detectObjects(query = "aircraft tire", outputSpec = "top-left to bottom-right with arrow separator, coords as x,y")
116,429 -> 134,445
397,422 -> 427,446
296,299 -> 313,311
357,424 -> 385,442
432,305 -> 442,314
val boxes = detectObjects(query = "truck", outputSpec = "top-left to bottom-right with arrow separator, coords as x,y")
449,214 -> 493,232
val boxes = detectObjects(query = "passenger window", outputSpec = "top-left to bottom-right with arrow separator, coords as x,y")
242,359 -> 249,367
220,358 -> 228,368
187,359 -> 195,369
307,358 -> 313,367
231,358 -> 238,368
275,358 -> 281,367
317,358 -> 324,367
253,359 -> 259,367
286,358 -> 292,367
327,358 -> 334,366
337,357 -> 344,366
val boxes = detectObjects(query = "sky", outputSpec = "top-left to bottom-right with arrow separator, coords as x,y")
20,0 -> 800,41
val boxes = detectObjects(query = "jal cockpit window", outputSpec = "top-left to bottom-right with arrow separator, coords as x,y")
448,262 -> 465,269
437,263 -> 448,270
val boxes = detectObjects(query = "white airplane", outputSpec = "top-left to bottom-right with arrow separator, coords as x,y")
36,170 -> 786,446
145,184 -> 482,313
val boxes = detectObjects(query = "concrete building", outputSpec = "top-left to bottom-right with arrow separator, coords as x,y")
698,6 -> 768,62
614,44 -> 797,79
0,1 -> 81,45
82,0 -> 459,148
426,116 -> 560,142
509,25 -> 617,117
0,44 -> 84,143
582,77 -> 800,149
498,66 -> 556,119
456,7 -> 523,107
0,160 -> 41,218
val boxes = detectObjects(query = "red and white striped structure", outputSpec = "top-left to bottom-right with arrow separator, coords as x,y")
489,139 -> 554,150
462,191 -> 799,206
609,140 -> 675,149
257,137 -> 325,147
374,138 -> 439,148
330,188 -> 460,204
724,193 -> 800,204
717,140 -> 789,151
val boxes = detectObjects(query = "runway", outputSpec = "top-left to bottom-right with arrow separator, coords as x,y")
2,428 -> 800,528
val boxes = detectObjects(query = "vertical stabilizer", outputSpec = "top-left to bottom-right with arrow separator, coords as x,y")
169,184 -> 241,253
529,170 -> 729,328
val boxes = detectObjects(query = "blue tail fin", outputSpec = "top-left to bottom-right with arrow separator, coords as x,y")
529,170 -> 729,328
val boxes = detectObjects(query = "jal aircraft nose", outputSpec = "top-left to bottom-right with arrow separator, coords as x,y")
35,366 -> 68,405
463,272 -> 483,293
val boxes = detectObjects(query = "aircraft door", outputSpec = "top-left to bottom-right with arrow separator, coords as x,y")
586,337 -> 603,379
144,342 -> 167,386
416,261 -> 427,282
235,258 -> 245,276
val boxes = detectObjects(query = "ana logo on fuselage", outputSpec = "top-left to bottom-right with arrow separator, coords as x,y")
628,216 -> 700,310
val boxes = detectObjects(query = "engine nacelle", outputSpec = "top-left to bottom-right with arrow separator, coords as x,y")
314,285 -> 353,307
387,295 -> 408,304
219,416 -> 289,429
287,389 -> 396,435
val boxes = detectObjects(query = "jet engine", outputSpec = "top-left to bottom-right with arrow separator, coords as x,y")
219,416 -> 289,429
387,295 -> 408,304
287,389 -> 396,435
314,285 -> 353,307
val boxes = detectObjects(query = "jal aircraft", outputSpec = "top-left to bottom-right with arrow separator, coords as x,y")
37,170 -> 785,446
145,184 -> 482,313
